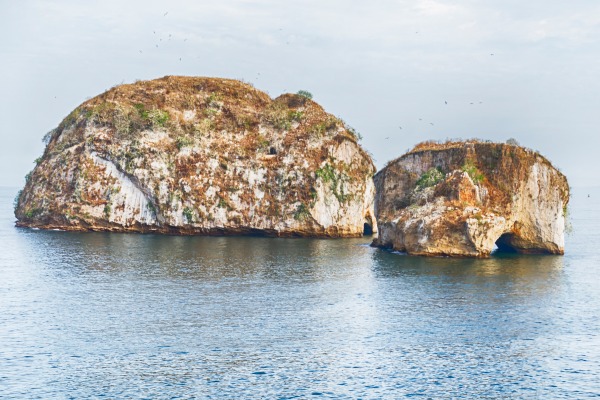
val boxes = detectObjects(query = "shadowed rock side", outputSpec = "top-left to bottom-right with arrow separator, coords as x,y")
372,140 -> 569,257
15,76 -> 376,237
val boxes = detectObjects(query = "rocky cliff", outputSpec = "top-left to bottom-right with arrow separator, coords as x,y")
15,76 -> 376,237
372,140 -> 569,257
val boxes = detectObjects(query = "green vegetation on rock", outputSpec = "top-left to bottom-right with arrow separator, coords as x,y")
461,160 -> 484,183
183,207 -> 194,223
296,90 -> 313,100
293,203 -> 311,221
316,163 -> 350,203
415,167 -> 444,189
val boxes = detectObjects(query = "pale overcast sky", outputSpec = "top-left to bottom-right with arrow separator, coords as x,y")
2,0 -> 599,187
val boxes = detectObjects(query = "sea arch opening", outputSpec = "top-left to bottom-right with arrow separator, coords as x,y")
494,232 -> 519,253
363,213 -> 374,236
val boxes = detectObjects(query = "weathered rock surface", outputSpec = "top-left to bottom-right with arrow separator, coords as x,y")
15,76 -> 376,237
372,140 -> 569,257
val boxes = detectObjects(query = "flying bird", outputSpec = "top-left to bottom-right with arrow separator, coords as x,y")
445,101 -> 447,105
164,11 -> 168,16
399,126 -> 402,129
430,122 -> 434,126
385,137 -> 390,139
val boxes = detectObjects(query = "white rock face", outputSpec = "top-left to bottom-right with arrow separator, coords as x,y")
373,141 -> 569,257
89,152 -> 157,226
16,76 -> 376,238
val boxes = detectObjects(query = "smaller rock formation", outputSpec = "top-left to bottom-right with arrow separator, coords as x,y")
372,140 -> 569,257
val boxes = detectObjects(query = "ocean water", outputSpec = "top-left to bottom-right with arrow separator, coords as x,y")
0,187 -> 599,399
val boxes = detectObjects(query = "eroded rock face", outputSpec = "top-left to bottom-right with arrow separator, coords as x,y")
15,76 -> 376,237
372,141 -> 569,257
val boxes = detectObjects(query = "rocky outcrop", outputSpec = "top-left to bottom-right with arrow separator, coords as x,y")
372,140 -> 569,257
15,76 -> 376,237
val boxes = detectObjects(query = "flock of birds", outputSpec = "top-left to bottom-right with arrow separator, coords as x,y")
98,10 -> 497,142
384,99 -> 486,139
137,11 -> 186,62
141,11 -> 294,65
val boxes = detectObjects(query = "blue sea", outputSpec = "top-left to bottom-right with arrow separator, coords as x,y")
1,186 -> 599,398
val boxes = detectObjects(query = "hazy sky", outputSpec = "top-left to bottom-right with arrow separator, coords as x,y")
2,0 -> 599,188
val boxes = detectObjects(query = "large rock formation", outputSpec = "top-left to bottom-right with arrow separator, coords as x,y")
15,76 -> 376,237
372,140 -> 569,257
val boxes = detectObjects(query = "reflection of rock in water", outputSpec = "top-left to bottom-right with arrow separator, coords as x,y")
31,231 -> 375,282
373,140 -> 569,257
371,248 -> 564,283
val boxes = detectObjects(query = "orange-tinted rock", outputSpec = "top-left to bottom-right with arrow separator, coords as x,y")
15,76 -> 376,237
373,140 -> 569,257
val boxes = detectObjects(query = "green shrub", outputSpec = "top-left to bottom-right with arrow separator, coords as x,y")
415,167 -> 444,189
42,129 -> 56,145
206,92 -> 222,108
147,202 -> 156,214
148,109 -> 169,128
217,198 -> 228,209
183,207 -> 194,223
24,208 -> 42,219
13,190 -> 22,212
297,90 -> 313,100
294,203 -> 311,221
175,135 -> 194,149
103,203 -> 111,218
133,103 -> 149,119
461,161 -> 484,183
289,110 -> 304,122
309,122 -> 327,136
316,164 -> 349,203
315,164 -> 336,183
345,125 -> 362,141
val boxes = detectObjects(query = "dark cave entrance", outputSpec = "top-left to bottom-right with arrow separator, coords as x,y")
494,233 -> 518,253
363,214 -> 374,236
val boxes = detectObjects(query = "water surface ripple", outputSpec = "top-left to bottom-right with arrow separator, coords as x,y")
1,188 -> 599,398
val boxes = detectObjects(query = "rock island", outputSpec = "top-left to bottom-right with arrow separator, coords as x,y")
372,140 -> 569,257
15,76 -> 376,237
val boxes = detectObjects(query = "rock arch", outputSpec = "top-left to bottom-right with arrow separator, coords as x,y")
372,140 -> 569,257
